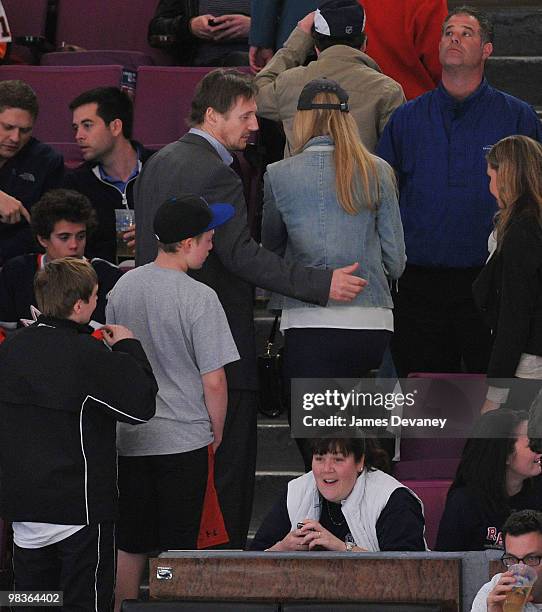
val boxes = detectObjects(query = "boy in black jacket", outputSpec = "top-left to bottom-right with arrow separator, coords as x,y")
0,257 -> 157,611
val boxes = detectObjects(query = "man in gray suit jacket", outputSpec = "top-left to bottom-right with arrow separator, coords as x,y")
134,68 -> 364,550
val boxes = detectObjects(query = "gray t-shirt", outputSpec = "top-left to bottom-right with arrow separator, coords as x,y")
106,263 -> 239,456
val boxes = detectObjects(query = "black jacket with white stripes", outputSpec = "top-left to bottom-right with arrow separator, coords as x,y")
0,315 -> 158,524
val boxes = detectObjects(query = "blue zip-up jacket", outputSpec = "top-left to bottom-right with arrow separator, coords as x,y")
377,79 -> 542,269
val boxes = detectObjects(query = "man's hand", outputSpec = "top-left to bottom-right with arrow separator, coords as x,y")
298,11 -> 316,34
209,14 -> 251,41
487,571 -> 518,612
249,46 -> 274,73
329,263 -> 367,302
189,14 -> 216,39
481,398 -> 501,414
101,324 -> 135,347
0,191 -> 31,224
123,224 -> 136,251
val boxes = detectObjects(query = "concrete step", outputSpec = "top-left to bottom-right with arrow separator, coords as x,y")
250,470 -> 303,538
486,56 -> 542,107
488,8 -> 542,56
256,419 -> 304,472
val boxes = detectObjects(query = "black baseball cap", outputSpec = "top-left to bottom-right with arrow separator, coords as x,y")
297,78 -> 350,112
153,194 -> 235,243
314,0 -> 366,38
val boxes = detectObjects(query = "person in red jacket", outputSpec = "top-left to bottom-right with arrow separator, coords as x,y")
362,0 -> 447,100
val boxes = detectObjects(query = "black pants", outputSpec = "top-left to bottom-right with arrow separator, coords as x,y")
13,522 -> 115,612
282,327 -> 392,470
117,448 -> 208,553
391,265 -> 492,377
213,389 -> 258,550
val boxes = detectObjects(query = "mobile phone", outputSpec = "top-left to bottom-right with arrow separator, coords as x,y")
208,18 -> 218,26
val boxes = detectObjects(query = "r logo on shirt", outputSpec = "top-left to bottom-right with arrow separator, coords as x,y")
486,526 -> 503,548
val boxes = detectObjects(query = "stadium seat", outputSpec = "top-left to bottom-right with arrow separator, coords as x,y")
2,0 -> 50,63
132,66 -> 215,149
401,479 -> 453,551
0,64 -> 123,145
393,373 -> 486,480
41,50 -> 155,71
2,0 -> 48,38
55,0 -> 172,65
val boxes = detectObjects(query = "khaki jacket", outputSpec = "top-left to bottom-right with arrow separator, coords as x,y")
254,27 -> 406,155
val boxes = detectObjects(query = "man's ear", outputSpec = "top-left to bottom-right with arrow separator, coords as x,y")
205,107 -> 217,126
37,235 -> 49,250
482,41 -> 493,61
182,237 -> 194,251
71,298 -> 83,317
109,118 -> 123,137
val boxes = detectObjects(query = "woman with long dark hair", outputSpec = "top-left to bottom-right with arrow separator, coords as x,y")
473,135 -> 542,413
436,410 -> 542,551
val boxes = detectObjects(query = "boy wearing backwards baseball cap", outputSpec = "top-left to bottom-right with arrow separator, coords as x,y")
106,194 -> 239,608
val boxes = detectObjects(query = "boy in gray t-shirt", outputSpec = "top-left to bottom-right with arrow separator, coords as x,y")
106,194 -> 239,606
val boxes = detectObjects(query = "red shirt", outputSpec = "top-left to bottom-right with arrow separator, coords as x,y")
362,0 -> 447,100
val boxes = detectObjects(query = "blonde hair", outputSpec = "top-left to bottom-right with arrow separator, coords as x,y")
34,257 -> 97,319
292,91 -> 389,214
486,135 -> 542,249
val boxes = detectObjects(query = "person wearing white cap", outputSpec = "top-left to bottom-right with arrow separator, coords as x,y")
253,0 -> 405,156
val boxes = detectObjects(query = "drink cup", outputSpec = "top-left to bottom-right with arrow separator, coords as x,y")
115,209 -> 135,262
504,564 -> 538,612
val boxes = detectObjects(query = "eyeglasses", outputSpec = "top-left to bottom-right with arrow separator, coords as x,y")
501,554 -> 542,568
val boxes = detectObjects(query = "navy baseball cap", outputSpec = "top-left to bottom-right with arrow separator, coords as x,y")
153,194 -> 235,243
297,78 -> 350,112
314,0 -> 366,38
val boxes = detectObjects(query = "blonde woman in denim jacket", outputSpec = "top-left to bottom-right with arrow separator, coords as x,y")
262,78 -> 406,468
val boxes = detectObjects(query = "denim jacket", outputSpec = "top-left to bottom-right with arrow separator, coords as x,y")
262,135 -> 406,310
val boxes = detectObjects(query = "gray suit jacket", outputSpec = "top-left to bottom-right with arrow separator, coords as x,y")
135,133 -> 331,390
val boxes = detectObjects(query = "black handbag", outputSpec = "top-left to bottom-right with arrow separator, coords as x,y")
257,314 -> 283,418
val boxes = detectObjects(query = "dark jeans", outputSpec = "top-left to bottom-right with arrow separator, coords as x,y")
282,327 -> 392,470
13,522 -> 115,612
391,265 -> 492,377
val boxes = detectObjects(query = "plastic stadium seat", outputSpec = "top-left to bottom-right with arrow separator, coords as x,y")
0,64 -> 123,145
401,479 -> 453,550
55,0 -> 172,65
2,0 -> 49,63
41,50 -> 155,71
393,373 -> 487,480
3,0 -> 48,37
133,66 -> 215,149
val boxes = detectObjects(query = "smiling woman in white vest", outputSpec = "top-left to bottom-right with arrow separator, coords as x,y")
250,437 -> 426,552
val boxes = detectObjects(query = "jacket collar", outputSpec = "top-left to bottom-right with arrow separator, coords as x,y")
300,135 -> 334,153
317,45 -> 382,73
181,131 -> 226,163
34,315 -> 94,335
436,77 -> 489,111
